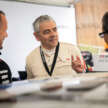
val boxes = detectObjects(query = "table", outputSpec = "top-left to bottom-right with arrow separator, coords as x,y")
1,72 -> 108,108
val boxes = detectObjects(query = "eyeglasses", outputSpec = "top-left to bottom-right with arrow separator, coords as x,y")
99,31 -> 108,38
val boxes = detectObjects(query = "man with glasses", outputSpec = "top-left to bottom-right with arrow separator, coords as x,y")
99,12 -> 108,52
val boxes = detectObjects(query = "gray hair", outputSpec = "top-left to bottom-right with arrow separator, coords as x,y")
33,15 -> 56,33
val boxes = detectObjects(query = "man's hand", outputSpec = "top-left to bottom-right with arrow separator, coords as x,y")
72,56 -> 84,73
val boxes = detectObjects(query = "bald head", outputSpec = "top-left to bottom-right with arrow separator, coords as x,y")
0,10 -> 8,49
0,10 -> 5,27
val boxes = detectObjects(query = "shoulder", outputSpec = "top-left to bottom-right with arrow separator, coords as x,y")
0,58 -> 12,82
59,42 -> 81,55
0,59 -> 10,69
60,42 -> 78,49
26,46 -> 40,61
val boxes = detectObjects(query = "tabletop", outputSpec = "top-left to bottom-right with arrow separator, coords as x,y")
1,72 -> 108,108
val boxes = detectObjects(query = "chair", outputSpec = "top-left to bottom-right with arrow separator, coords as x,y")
18,71 -> 27,80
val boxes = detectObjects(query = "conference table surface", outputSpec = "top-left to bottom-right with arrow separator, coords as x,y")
1,72 -> 108,108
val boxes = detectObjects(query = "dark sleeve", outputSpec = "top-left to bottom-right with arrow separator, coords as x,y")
0,59 -> 12,84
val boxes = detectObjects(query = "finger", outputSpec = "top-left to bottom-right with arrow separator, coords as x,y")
76,56 -> 80,60
73,66 -> 83,73
76,56 -> 81,63
76,67 -> 83,73
71,56 -> 74,61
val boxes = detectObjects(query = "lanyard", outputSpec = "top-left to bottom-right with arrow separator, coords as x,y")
40,42 -> 59,76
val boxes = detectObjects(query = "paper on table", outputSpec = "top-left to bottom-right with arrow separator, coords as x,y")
5,80 -> 41,96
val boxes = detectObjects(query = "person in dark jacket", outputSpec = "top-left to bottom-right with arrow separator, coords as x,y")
0,10 -> 12,84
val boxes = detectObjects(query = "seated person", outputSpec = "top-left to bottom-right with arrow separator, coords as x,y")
0,10 -> 12,84
26,15 -> 86,80
99,12 -> 108,52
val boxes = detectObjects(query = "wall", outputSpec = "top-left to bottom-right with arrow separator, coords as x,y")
75,0 -> 108,47
0,1 -> 76,77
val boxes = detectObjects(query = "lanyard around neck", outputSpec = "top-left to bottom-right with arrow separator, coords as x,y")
40,42 -> 59,76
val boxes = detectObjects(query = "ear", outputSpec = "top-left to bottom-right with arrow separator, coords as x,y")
33,32 -> 40,41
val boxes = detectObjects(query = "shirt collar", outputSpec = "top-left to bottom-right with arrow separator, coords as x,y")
41,43 -> 67,62
41,45 -> 56,56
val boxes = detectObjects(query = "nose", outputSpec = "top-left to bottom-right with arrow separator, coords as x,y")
50,33 -> 56,38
